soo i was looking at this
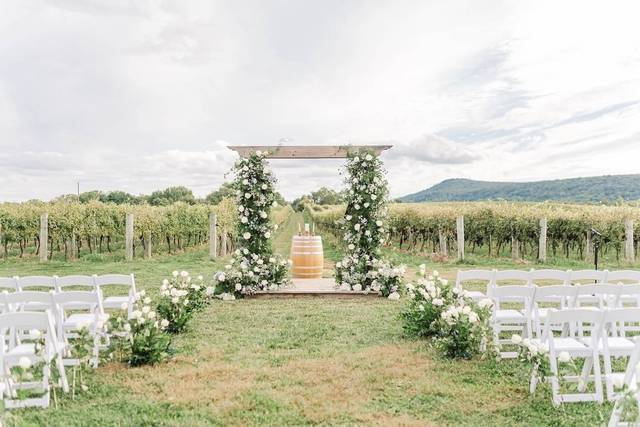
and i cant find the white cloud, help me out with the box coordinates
[0,0,639,201]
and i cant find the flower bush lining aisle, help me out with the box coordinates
[213,151,290,298]
[334,149,404,297]
[401,265,494,359]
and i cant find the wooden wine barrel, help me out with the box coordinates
[290,236,324,279]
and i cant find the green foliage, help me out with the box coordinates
[147,186,196,206]
[291,187,344,212]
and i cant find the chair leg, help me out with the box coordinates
[57,353,69,393]
[579,358,593,392]
[593,354,604,404]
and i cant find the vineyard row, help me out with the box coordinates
[309,202,640,263]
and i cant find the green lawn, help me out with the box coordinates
[0,219,620,426]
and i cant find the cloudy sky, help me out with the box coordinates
[1,0,639,201]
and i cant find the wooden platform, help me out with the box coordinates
[251,278,379,298]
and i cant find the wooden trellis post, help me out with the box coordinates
[70,231,77,260]
[209,213,217,259]
[144,232,152,259]
[438,228,448,256]
[585,230,592,261]
[456,216,464,261]
[538,218,547,262]
[221,230,227,257]
[39,213,48,262]
[625,219,635,262]
[511,235,519,259]
[125,213,134,261]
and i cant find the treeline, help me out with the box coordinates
[53,183,286,207]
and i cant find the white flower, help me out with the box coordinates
[148,311,157,319]
[241,216,248,223]
[260,211,267,219]
[353,284,362,291]
[142,306,150,314]
[371,195,377,201]
[511,334,522,345]
[468,312,479,323]
[348,244,355,250]
[120,302,128,310]
[144,297,151,305]
[243,232,251,240]
[256,150,262,156]
[478,298,493,309]
[206,286,215,296]
[218,273,226,282]
[264,231,271,238]
[376,220,383,227]
[235,283,242,291]
[18,356,32,370]
[261,184,268,190]
[244,193,251,199]
[162,279,169,286]
[124,323,132,332]
[432,298,443,306]
[558,351,572,363]
[365,154,373,161]
[353,156,360,162]
[462,306,472,315]
[180,271,188,278]
[160,319,170,329]
[197,275,203,281]
[172,271,179,277]
[336,262,342,268]
[388,292,400,301]
[354,224,360,231]
[139,290,146,297]
[29,329,42,340]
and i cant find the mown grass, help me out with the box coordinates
[0,217,618,426]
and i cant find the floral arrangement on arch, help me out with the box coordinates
[401,265,494,359]
[334,149,404,297]
[214,151,290,298]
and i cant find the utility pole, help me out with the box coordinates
[77,181,80,199]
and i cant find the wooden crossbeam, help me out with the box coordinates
[227,145,392,159]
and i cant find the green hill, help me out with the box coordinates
[400,174,640,203]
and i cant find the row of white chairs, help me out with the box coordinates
[527,307,640,406]
[609,338,640,426]
[0,274,137,409]
[456,268,640,300]
[0,274,137,316]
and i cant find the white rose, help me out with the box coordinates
[353,284,362,292]
[120,302,128,311]
[511,334,522,345]
[558,351,571,363]
[365,154,373,161]
[160,319,170,328]
[162,279,169,286]
[468,312,479,323]
[241,216,248,223]
[243,232,251,240]
[388,292,400,301]
[354,224,360,231]
[348,244,355,250]
[261,184,268,190]
[142,306,150,314]
[218,273,226,282]
[124,323,132,332]
[264,231,271,238]
[432,298,443,306]
[235,283,242,291]
[148,311,157,319]
[376,220,383,227]
[172,271,179,277]
[18,356,32,370]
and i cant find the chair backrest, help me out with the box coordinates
[529,269,569,285]
[94,274,135,293]
[17,276,57,291]
[606,270,640,284]
[545,308,604,342]
[569,269,607,284]
[52,291,103,313]
[493,270,531,286]
[490,285,535,312]
[574,283,621,309]
[55,275,96,291]
[3,291,55,312]
[455,269,495,292]
[533,284,576,304]
[603,308,640,327]
[0,277,18,292]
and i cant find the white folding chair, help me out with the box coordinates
[574,284,622,310]
[601,309,640,401]
[608,337,640,427]
[455,269,494,300]
[52,291,108,368]
[531,285,577,338]
[0,311,67,408]
[540,308,605,406]
[490,284,535,358]
[94,274,136,317]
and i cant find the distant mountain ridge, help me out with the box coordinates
[400,174,640,203]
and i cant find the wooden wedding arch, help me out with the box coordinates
[227,144,393,296]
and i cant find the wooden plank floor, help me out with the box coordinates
[251,278,379,298]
